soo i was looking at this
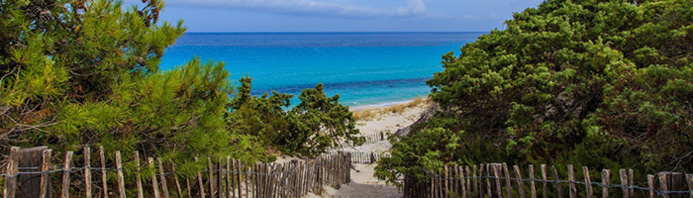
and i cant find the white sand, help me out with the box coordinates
[306,102,428,198]
[342,103,426,153]
[355,105,425,136]
[316,163,402,198]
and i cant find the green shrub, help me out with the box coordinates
[227,77,365,157]
[378,0,693,187]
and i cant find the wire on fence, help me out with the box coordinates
[2,166,306,178]
[427,174,693,196]
[2,148,354,198]
[1,167,122,177]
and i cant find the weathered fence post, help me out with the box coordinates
[84,147,92,198]
[296,161,302,197]
[195,157,206,198]
[115,151,126,198]
[39,149,52,198]
[291,159,299,198]
[225,156,231,198]
[439,168,444,198]
[158,158,170,198]
[671,172,686,198]
[99,146,108,198]
[472,165,478,198]
[503,163,512,198]
[18,146,50,198]
[62,151,74,198]
[186,175,192,198]
[453,166,459,197]
[484,164,491,197]
[208,157,215,198]
[568,165,576,198]
[659,172,671,198]
[465,166,472,198]
[243,161,249,198]
[439,169,444,198]
[236,159,242,198]
[619,169,628,198]
[628,169,634,197]
[658,172,686,198]
[491,163,502,198]
[551,166,563,198]
[273,163,280,198]
[255,163,261,198]
[150,157,162,198]
[503,162,513,198]
[219,157,225,198]
[346,152,352,183]
[514,165,526,198]
[602,169,611,198]
[647,174,656,198]
[134,151,144,198]
[443,165,450,197]
[529,165,537,198]
[583,166,593,198]
[3,147,20,198]
[173,163,183,198]
[429,169,436,198]
[541,164,548,198]
[460,166,466,198]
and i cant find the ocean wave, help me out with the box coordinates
[349,99,418,109]
[250,77,431,95]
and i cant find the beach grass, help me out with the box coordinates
[353,96,428,121]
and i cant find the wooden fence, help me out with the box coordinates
[327,151,390,164]
[339,133,387,150]
[362,132,386,144]
[1,146,352,198]
[403,162,693,198]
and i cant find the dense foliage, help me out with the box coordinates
[0,0,360,174]
[227,77,364,157]
[377,0,693,187]
[0,0,232,163]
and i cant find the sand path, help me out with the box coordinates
[306,103,428,198]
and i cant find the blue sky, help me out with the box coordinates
[125,0,545,32]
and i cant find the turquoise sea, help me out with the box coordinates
[160,32,482,108]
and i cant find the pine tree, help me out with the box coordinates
[0,0,236,167]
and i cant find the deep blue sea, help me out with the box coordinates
[160,32,482,107]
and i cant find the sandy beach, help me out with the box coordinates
[306,100,429,198]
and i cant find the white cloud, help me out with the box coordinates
[164,0,428,18]
[396,0,426,17]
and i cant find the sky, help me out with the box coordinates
[124,0,545,32]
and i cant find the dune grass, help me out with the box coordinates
[352,96,428,121]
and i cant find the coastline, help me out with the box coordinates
[348,96,427,112]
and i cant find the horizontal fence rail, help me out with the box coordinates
[1,146,352,198]
[404,162,693,198]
